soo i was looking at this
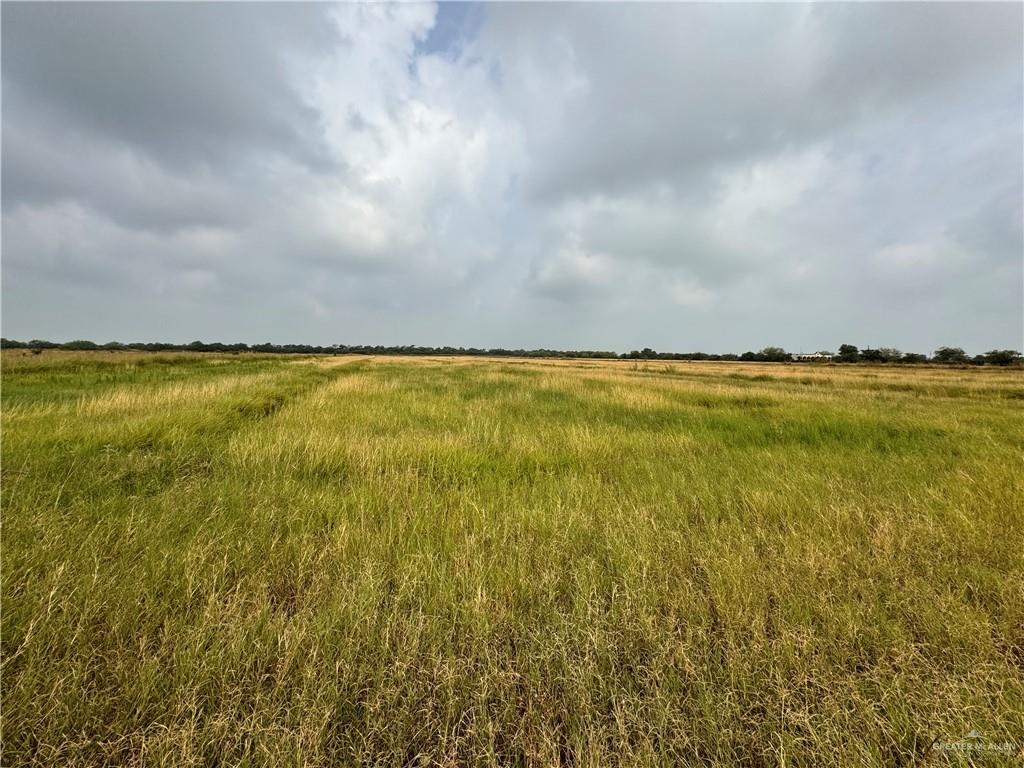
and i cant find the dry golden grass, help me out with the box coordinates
[2,352,1022,766]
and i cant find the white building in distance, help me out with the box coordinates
[791,352,833,362]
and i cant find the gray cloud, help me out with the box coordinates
[2,2,1021,353]
[483,3,1020,203]
[2,2,336,171]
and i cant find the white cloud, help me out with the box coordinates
[532,235,617,301]
[667,278,717,310]
[2,2,1021,352]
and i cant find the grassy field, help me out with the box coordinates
[2,351,1022,766]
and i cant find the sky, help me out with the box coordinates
[2,2,1022,354]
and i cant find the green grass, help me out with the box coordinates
[2,351,1023,766]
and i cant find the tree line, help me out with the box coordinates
[1,338,1020,366]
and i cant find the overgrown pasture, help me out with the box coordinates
[2,352,1022,766]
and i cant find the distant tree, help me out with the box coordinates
[878,347,902,363]
[859,348,885,363]
[63,340,99,350]
[933,346,969,364]
[759,346,790,362]
[900,352,928,364]
[980,349,1022,366]
[1,337,1012,365]
[837,344,859,363]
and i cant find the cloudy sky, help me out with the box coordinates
[2,2,1021,353]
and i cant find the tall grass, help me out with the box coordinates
[2,352,1022,766]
